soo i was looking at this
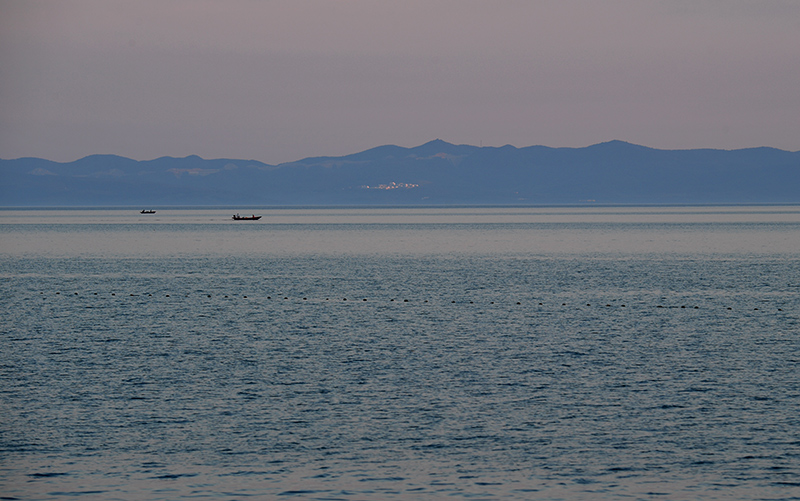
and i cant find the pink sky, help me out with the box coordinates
[1,0,799,163]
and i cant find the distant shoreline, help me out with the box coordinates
[3,140,800,206]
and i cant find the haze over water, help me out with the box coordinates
[2,206,799,500]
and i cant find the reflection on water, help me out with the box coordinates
[2,206,800,258]
[1,207,799,500]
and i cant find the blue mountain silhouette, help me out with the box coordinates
[2,140,798,205]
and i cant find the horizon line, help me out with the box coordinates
[2,139,797,164]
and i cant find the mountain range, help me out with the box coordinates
[1,140,799,206]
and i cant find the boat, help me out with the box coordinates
[232,214,261,220]
[140,210,156,214]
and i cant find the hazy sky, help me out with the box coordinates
[2,0,799,163]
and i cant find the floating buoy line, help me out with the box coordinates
[34,291,789,313]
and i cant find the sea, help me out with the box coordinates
[1,206,799,500]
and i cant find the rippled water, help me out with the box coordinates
[2,207,800,500]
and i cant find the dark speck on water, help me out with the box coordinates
[1,206,800,500]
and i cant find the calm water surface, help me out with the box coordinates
[1,206,799,500]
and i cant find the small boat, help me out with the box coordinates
[140,210,156,214]
[232,214,261,220]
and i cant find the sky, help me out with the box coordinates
[1,0,799,164]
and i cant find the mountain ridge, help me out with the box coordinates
[2,140,799,206]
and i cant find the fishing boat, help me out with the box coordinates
[140,210,156,214]
[232,214,261,220]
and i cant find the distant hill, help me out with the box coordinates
[1,140,799,206]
